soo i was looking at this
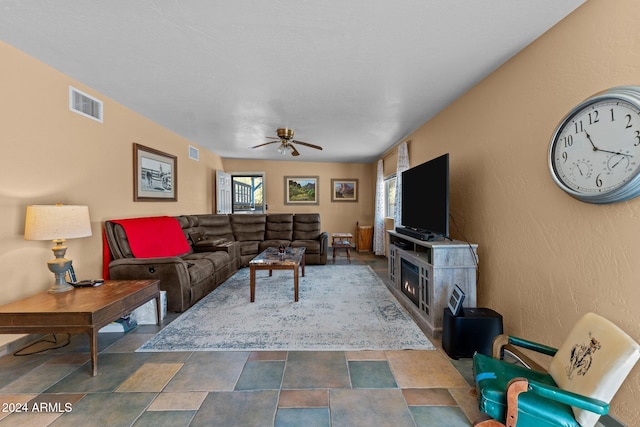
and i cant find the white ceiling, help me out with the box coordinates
[0,1,585,163]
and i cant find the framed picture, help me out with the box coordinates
[133,143,177,201]
[331,179,358,202]
[448,284,466,316]
[285,176,319,205]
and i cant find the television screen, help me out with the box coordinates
[401,153,449,239]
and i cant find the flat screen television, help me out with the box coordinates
[398,153,449,240]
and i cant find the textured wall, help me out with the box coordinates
[0,41,225,315]
[395,0,640,423]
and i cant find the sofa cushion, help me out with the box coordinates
[291,239,320,254]
[230,214,266,241]
[293,213,321,240]
[237,240,261,256]
[192,214,235,241]
[265,213,293,241]
[186,251,230,271]
[181,258,215,284]
[259,240,291,252]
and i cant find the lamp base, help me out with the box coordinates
[47,282,74,293]
[47,240,74,294]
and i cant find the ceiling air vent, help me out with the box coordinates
[69,86,103,122]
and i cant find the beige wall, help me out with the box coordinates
[221,159,375,238]
[382,1,640,423]
[0,42,224,345]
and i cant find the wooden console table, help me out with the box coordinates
[0,279,160,376]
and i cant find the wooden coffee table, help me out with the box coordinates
[249,247,306,302]
[0,279,160,376]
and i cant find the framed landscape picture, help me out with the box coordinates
[285,176,319,205]
[133,143,177,201]
[331,178,358,202]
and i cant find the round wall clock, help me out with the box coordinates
[549,86,640,204]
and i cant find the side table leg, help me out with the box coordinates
[250,266,256,302]
[155,294,161,325]
[89,331,98,376]
[294,266,299,302]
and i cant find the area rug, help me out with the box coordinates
[137,265,434,352]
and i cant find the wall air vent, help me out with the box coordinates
[189,145,200,161]
[69,86,103,122]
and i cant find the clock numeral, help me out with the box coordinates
[635,130,640,147]
[588,110,599,125]
[625,114,633,129]
[574,121,583,134]
[561,135,573,148]
[562,152,568,162]
[595,173,603,188]
[610,108,615,122]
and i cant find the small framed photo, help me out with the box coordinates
[133,143,177,201]
[65,265,77,284]
[285,176,319,205]
[448,284,466,316]
[331,179,358,202]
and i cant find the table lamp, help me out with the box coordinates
[24,204,92,293]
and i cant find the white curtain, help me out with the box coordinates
[373,159,386,255]
[394,142,410,228]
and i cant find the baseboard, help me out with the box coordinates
[0,334,46,357]
[597,415,625,427]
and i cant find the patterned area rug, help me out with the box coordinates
[137,265,434,352]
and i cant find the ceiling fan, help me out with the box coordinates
[251,128,323,157]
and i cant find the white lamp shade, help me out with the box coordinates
[24,205,92,241]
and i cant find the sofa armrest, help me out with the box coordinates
[319,231,329,255]
[108,257,191,312]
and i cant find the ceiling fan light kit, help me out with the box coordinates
[252,128,323,157]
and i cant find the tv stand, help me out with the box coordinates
[387,230,478,338]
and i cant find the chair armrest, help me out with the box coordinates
[509,336,557,357]
[519,378,609,415]
[492,334,557,372]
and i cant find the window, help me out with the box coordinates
[232,174,264,213]
[384,175,396,218]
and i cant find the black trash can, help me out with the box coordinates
[442,307,503,359]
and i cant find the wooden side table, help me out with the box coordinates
[0,279,160,376]
[332,233,353,261]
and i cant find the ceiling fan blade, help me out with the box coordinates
[290,144,300,156]
[251,141,279,148]
[292,140,323,150]
[265,136,280,140]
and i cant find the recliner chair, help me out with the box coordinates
[473,312,640,427]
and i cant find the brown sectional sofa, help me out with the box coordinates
[104,213,327,312]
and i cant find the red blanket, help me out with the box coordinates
[102,216,191,279]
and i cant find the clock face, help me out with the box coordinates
[549,88,640,203]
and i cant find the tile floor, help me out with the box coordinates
[0,251,483,427]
